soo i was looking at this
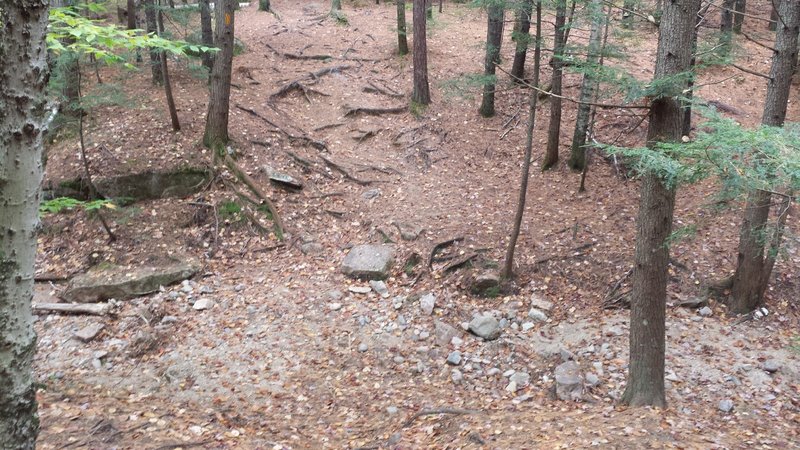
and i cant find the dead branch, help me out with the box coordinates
[604,267,633,303]
[731,63,772,80]
[344,105,407,117]
[319,155,373,185]
[356,163,402,176]
[34,303,110,316]
[265,42,333,60]
[402,407,483,428]
[534,242,596,265]
[314,122,345,132]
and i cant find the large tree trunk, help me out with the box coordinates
[682,1,703,137]
[0,0,49,447]
[397,0,409,55]
[143,0,163,84]
[621,0,698,409]
[510,0,533,82]
[568,0,604,171]
[733,0,745,32]
[719,0,735,56]
[204,0,236,152]
[411,0,431,104]
[479,4,504,118]
[503,0,542,279]
[730,0,800,314]
[127,0,137,29]
[200,0,214,71]
[543,0,567,169]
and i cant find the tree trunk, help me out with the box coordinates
[426,0,433,19]
[568,0,603,171]
[259,0,270,11]
[479,4,504,117]
[411,0,431,105]
[157,0,180,131]
[730,0,800,314]
[510,0,533,82]
[682,1,703,137]
[331,0,341,11]
[543,0,567,169]
[127,0,137,29]
[200,0,215,71]
[621,0,698,409]
[0,0,49,447]
[143,0,163,84]
[397,0,409,56]
[503,0,542,280]
[204,0,236,152]
[733,0,745,33]
[439,0,443,13]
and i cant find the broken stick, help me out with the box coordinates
[33,303,110,316]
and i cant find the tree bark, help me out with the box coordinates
[204,0,236,152]
[479,4,504,117]
[568,0,603,171]
[331,0,342,12]
[510,0,533,82]
[769,1,779,31]
[200,0,215,71]
[127,0,137,29]
[682,1,703,137]
[543,0,567,169]
[730,0,800,314]
[143,0,163,84]
[259,0,270,12]
[621,0,698,409]
[397,0,409,56]
[0,0,49,446]
[503,0,542,280]
[411,0,431,105]
[157,0,180,131]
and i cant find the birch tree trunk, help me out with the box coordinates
[0,0,50,446]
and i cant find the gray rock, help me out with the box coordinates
[505,381,519,392]
[718,399,734,413]
[503,369,516,378]
[358,343,369,352]
[521,322,535,332]
[699,306,713,317]
[555,361,584,401]
[328,290,344,300]
[677,297,707,308]
[434,320,458,346]
[264,166,304,190]
[392,296,405,310]
[329,302,343,311]
[74,323,105,342]
[369,280,389,297]
[341,245,395,280]
[234,283,246,292]
[349,285,372,294]
[560,348,575,362]
[530,294,554,312]
[486,368,501,377]
[604,326,624,337]
[301,242,324,255]
[468,314,501,340]
[160,315,178,324]
[362,188,381,199]
[451,336,464,346]
[392,221,423,241]
[386,406,399,415]
[528,308,548,322]
[585,373,600,387]
[471,271,500,295]
[198,285,214,294]
[192,298,215,310]
[451,369,463,384]
[63,255,200,303]
[446,351,462,366]
[393,356,406,364]
[419,293,436,315]
[763,360,780,373]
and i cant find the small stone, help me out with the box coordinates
[718,399,734,413]
[341,244,395,280]
[362,188,381,199]
[393,356,406,364]
[192,298,215,311]
[358,343,369,352]
[419,331,430,340]
[168,291,180,300]
[349,285,372,294]
[521,322,535,332]
[199,285,214,294]
[160,315,178,325]
[234,283,245,292]
[301,242,324,255]
[392,296,405,310]
[509,371,530,388]
[505,381,518,392]
[419,293,436,315]
[74,323,105,343]
[560,348,575,362]
[451,336,464,347]
[512,394,533,404]
[665,372,680,382]
[386,406,399,415]
[91,358,103,369]
[181,283,193,294]
[527,308,548,322]
[468,314,501,340]
[699,306,713,317]
[486,368,501,377]
[503,369,516,378]
[451,369,463,384]
[446,351,462,365]
[530,294,554,312]
[499,318,509,328]
[93,350,108,359]
[604,326,624,337]
[329,302,343,311]
[471,271,500,295]
[763,360,780,373]
[592,362,604,376]
[369,280,389,297]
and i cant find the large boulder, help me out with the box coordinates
[63,256,200,303]
[341,245,395,280]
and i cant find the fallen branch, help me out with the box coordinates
[344,105,407,117]
[402,407,483,428]
[314,122,345,132]
[33,302,110,316]
[534,242,595,265]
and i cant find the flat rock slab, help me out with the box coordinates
[342,245,394,280]
[63,256,200,303]
[75,323,105,342]
[96,168,212,200]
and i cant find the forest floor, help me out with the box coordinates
[34,0,800,448]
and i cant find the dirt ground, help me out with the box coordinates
[34,1,800,448]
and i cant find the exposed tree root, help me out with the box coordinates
[319,154,373,185]
[269,65,351,100]
[363,80,404,98]
[429,236,464,269]
[402,407,484,428]
[220,154,285,237]
[265,42,332,60]
[235,104,328,151]
[344,105,407,117]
